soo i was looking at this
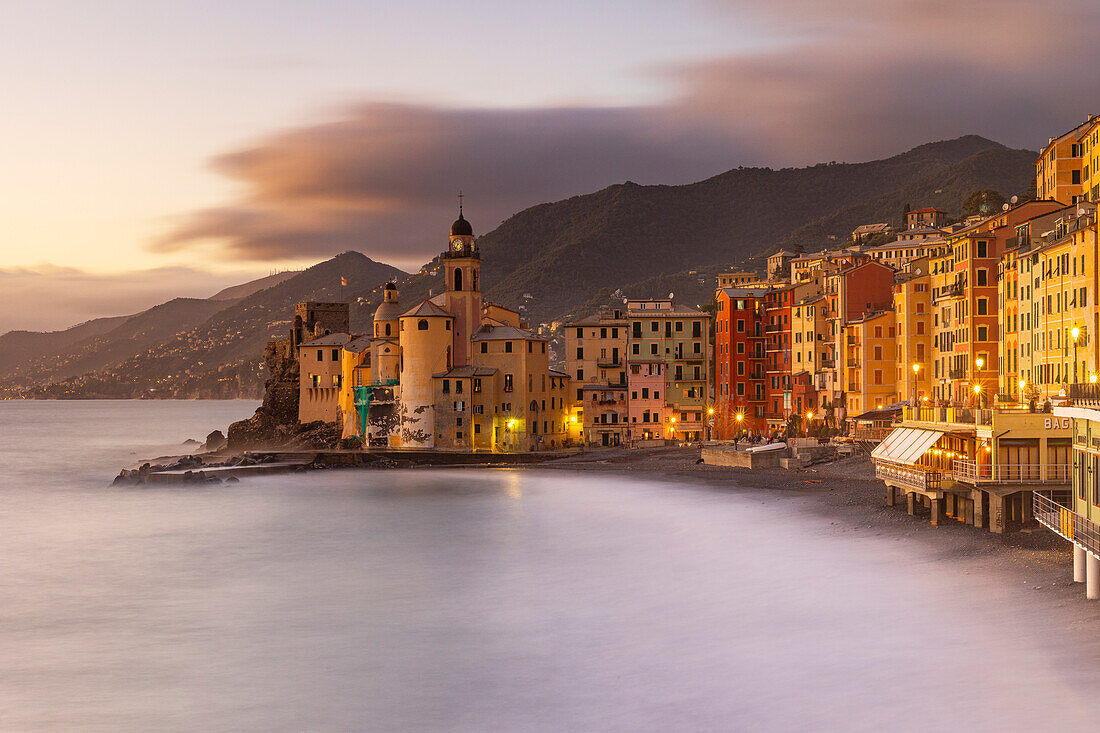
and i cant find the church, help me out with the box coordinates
[298,210,579,451]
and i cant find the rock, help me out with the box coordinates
[225,476,240,484]
[203,430,227,452]
[181,438,200,447]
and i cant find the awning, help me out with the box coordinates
[871,427,944,466]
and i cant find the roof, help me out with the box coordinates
[852,405,903,421]
[401,299,453,319]
[852,223,892,234]
[719,287,770,298]
[470,324,545,342]
[450,212,473,236]
[373,300,403,322]
[769,249,797,258]
[299,333,351,347]
[549,369,569,379]
[910,207,946,215]
[344,335,373,353]
[433,365,497,378]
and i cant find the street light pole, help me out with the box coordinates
[911,363,920,406]
[1072,326,1081,384]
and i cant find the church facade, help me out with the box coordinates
[296,211,580,451]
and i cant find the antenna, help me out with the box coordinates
[457,190,464,216]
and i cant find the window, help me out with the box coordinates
[632,343,640,355]
[576,347,584,359]
[442,380,450,394]
[675,321,683,332]
[473,378,481,393]
[651,343,658,355]
[480,342,487,354]
[576,369,583,381]
[976,269,987,286]
[978,326,988,341]
[456,381,463,394]
[977,299,988,315]
[505,341,513,353]
[976,240,987,258]
[737,319,745,332]
[693,321,702,338]
[316,349,323,361]
[418,319,429,330]
[504,374,514,392]
[474,423,481,434]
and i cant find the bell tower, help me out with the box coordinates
[443,197,481,367]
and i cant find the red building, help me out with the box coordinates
[764,285,794,431]
[714,287,769,437]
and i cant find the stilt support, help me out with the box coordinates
[1074,544,1087,583]
[1088,553,1100,601]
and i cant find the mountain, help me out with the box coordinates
[209,271,299,301]
[473,135,1036,321]
[3,135,1038,398]
[3,252,404,398]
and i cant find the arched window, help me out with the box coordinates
[418,319,429,330]
[454,268,463,291]
[385,323,391,336]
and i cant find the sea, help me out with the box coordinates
[0,400,1096,731]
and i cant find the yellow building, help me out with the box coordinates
[842,311,897,415]
[892,257,932,403]
[626,298,712,442]
[1017,203,1098,399]
[1036,117,1096,205]
[564,307,629,445]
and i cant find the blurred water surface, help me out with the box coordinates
[0,400,1095,731]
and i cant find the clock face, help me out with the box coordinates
[452,239,463,250]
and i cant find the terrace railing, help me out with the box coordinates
[953,459,1070,485]
[874,461,943,492]
[1035,490,1100,556]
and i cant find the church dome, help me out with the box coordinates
[373,300,402,323]
[450,213,473,237]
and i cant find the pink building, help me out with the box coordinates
[628,361,670,442]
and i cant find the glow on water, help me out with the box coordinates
[0,401,1096,731]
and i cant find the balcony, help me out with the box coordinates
[903,405,975,424]
[820,358,836,369]
[847,358,860,367]
[597,358,622,368]
[1068,382,1100,407]
[1035,491,1100,557]
[875,462,943,492]
[853,427,894,442]
[765,324,781,332]
[948,368,966,380]
[953,459,1070,485]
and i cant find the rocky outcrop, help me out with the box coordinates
[227,339,302,450]
[226,338,341,450]
[203,430,227,452]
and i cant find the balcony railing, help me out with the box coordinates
[953,459,1070,485]
[853,427,894,442]
[1068,383,1100,407]
[597,358,622,367]
[1035,490,1100,556]
[875,462,943,492]
[948,368,966,379]
[847,358,860,367]
[903,405,976,424]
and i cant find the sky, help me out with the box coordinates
[2,0,1100,332]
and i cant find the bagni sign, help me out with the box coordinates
[1044,417,1071,429]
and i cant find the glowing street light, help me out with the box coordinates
[1073,326,1082,383]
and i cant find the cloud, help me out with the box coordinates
[156,0,1100,267]
[0,266,253,333]
[153,103,744,268]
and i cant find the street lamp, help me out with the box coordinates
[735,411,744,441]
[911,363,920,406]
[973,383,982,409]
[974,358,984,407]
[805,411,813,437]
[1072,326,1081,384]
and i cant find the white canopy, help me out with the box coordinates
[871,427,944,466]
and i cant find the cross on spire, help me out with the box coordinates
[458,190,464,216]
